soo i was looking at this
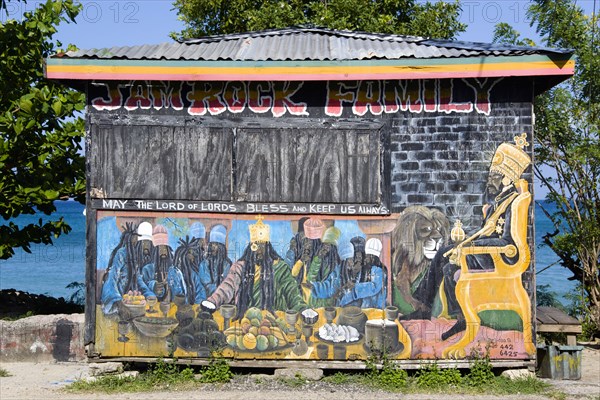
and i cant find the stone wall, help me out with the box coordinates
[0,314,85,362]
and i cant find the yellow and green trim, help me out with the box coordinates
[46,54,574,81]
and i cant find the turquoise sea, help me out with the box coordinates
[0,200,577,302]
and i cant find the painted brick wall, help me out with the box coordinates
[389,103,533,231]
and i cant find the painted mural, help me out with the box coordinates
[90,78,500,116]
[95,134,534,361]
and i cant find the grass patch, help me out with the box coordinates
[277,373,310,388]
[0,367,11,377]
[321,353,562,397]
[65,353,564,398]
[66,356,232,393]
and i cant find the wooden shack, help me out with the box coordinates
[46,27,574,368]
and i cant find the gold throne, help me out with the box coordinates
[442,179,535,358]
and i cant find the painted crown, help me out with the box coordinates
[249,215,270,243]
[490,133,532,183]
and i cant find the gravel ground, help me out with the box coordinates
[1,346,598,400]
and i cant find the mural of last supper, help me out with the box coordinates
[95,133,534,361]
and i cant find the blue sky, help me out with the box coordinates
[0,0,587,48]
[5,0,595,200]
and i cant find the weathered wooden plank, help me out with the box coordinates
[536,323,582,334]
[89,356,534,369]
[90,124,232,200]
[235,127,380,203]
[537,306,581,325]
[536,307,558,325]
[84,206,97,347]
[88,113,385,130]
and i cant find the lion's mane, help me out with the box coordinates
[392,206,450,283]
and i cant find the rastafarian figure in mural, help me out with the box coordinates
[196,224,232,301]
[100,222,138,314]
[303,240,355,307]
[201,216,309,320]
[137,225,187,303]
[133,222,154,292]
[301,226,341,307]
[404,134,534,357]
[338,238,388,309]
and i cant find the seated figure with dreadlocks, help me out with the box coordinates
[138,225,186,303]
[196,224,232,302]
[201,216,310,320]
[172,235,204,305]
[303,239,354,307]
[339,238,388,309]
[100,222,138,314]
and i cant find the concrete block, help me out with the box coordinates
[88,362,124,376]
[117,371,139,379]
[501,369,536,380]
[274,368,324,381]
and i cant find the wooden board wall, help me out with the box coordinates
[89,117,384,205]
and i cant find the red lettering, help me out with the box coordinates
[383,80,423,113]
[151,82,183,110]
[124,81,152,110]
[438,79,473,113]
[222,81,247,113]
[91,83,123,111]
[247,82,273,113]
[187,82,226,115]
[352,81,383,116]
[325,81,356,117]
[272,81,308,117]
[423,80,437,112]
[463,78,502,115]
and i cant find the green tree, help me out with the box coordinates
[0,0,85,259]
[171,0,466,40]
[494,0,600,333]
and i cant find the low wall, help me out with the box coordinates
[0,314,85,362]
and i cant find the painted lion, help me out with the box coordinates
[392,206,450,312]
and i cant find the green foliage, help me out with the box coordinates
[494,0,600,337]
[196,356,233,383]
[415,363,462,389]
[492,22,536,47]
[68,357,197,393]
[529,0,600,336]
[171,0,466,40]
[364,353,408,391]
[322,371,356,385]
[65,281,85,306]
[0,310,36,321]
[0,0,86,260]
[0,367,11,377]
[146,357,194,385]
[537,284,567,309]
[465,350,495,387]
[277,372,308,387]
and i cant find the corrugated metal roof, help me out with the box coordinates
[56,26,572,61]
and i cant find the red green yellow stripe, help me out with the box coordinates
[45,56,575,81]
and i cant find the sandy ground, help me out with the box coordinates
[1,346,598,400]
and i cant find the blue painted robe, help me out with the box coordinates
[100,247,129,315]
[194,258,232,304]
[311,262,342,306]
[137,262,186,302]
[339,265,387,309]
